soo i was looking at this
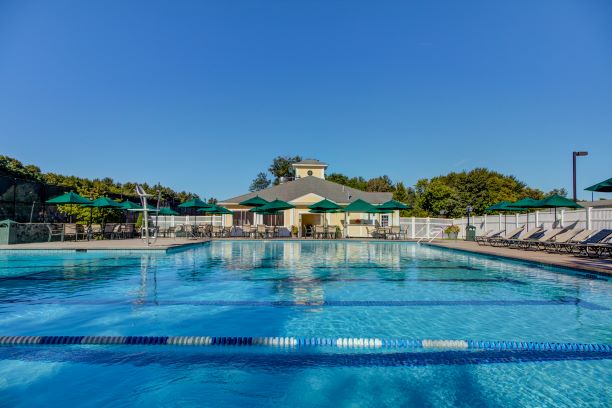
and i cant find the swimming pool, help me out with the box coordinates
[0,241,610,406]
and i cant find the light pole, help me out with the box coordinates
[572,151,588,202]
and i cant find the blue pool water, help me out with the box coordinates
[0,241,610,407]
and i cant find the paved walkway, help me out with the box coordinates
[0,238,210,252]
[426,240,612,277]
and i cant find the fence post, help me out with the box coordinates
[498,213,502,232]
[535,211,539,228]
[586,207,592,230]
[560,210,565,228]
[411,217,416,239]
[515,213,519,229]
[484,214,487,232]
[426,217,430,239]
[171,215,175,227]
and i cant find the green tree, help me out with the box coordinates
[268,155,302,184]
[366,175,394,192]
[249,172,271,191]
[547,188,568,197]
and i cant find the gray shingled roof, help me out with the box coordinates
[219,176,392,205]
[292,159,328,166]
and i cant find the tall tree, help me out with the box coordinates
[366,175,394,192]
[249,172,271,192]
[268,155,302,184]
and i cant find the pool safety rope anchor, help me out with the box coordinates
[0,336,609,353]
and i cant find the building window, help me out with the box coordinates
[381,215,389,227]
[232,210,254,226]
[307,170,313,176]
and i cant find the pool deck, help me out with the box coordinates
[0,238,210,253]
[426,241,612,277]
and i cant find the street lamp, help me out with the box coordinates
[572,151,588,202]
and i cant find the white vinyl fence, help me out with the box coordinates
[152,215,224,229]
[403,207,612,240]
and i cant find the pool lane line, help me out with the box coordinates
[0,336,609,354]
[0,297,606,310]
[0,276,525,285]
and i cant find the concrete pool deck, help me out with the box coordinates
[426,241,612,277]
[0,238,210,253]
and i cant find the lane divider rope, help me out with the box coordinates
[0,336,609,352]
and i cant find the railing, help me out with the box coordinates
[417,225,446,243]
[399,218,454,240]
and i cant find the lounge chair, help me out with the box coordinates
[510,228,563,250]
[583,236,612,258]
[530,228,580,251]
[501,228,545,248]
[545,229,595,253]
[487,227,525,246]
[573,231,612,257]
[554,229,612,254]
[475,230,502,245]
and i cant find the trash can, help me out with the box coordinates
[0,219,18,245]
[465,225,476,241]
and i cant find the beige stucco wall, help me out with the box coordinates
[294,166,325,179]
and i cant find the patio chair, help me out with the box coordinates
[256,225,267,239]
[387,226,401,240]
[211,225,223,238]
[63,223,86,241]
[242,225,253,238]
[90,224,102,239]
[182,224,197,239]
[223,226,233,237]
[314,225,325,239]
[122,224,135,239]
[102,223,116,239]
[47,223,64,242]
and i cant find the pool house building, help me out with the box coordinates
[218,160,396,237]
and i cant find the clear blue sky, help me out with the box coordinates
[1,0,611,201]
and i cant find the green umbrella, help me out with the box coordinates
[81,197,123,229]
[158,207,179,216]
[486,200,523,232]
[308,198,342,212]
[308,199,342,227]
[239,195,269,226]
[251,199,294,226]
[239,196,269,207]
[534,194,583,224]
[585,178,612,193]
[84,197,123,209]
[204,204,232,215]
[118,200,142,224]
[178,198,211,225]
[507,198,541,231]
[377,199,410,227]
[46,191,93,205]
[342,199,380,213]
[199,204,232,222]
[252,199,295,213]
[341,199,388,235]
[46,191,93,223]
[157,207,179,229]
[119,200,142,210]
